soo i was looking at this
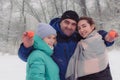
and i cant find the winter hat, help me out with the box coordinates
[60,10,79,22]
[36,23,57,39]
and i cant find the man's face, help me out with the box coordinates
[60,19,77,37]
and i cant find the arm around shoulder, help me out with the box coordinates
[18,43,34,62]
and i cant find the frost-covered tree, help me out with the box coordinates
[0,0,120,54]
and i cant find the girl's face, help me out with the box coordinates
[43,34,56,49]
[78,20,95,38]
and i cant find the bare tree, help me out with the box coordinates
[65,0,68,10]
[39,0,47,22]
[95,0,103,29]
[52,0,59,15]
[1,0,120,54]
[7,0,13,42]
[24,0,41,22]
[79,0,87,16]
[21,0,26,30]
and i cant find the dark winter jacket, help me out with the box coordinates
[77,65,112,80]
[18,18,114,80]
[50,18,79,80]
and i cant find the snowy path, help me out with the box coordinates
[0,49,120,80]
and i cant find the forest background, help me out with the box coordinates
[0,0,120,55]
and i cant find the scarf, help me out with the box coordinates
[66,31,109,80]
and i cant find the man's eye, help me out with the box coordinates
[64,20,69,24]
[72,23,77,26]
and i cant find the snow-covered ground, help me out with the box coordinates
[109,49,120,80]
[0,54,26,80]
[0,49,120,80]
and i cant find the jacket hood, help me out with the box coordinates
[49,18,77,39]
[33,35,53,56]
[49,18,62,33]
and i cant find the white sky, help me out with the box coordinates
[0,49,120,80]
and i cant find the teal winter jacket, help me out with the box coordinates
[26,35,60,80]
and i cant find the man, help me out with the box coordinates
[18,10,114,80]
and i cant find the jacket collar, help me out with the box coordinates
[33,35,53,56]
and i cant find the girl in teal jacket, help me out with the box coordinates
[26,23,60,80]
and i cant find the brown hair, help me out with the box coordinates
[78,16,96,30]
[79,16,95,26]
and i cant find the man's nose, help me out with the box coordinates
[67,24,72,29]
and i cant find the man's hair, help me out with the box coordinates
[60,10,79,23]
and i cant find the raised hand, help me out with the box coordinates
[22,31,34,48]
[105,30,119,42]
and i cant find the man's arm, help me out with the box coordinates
[98,30,114,47]
[18,31,34,62]
[18,43,34,62]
